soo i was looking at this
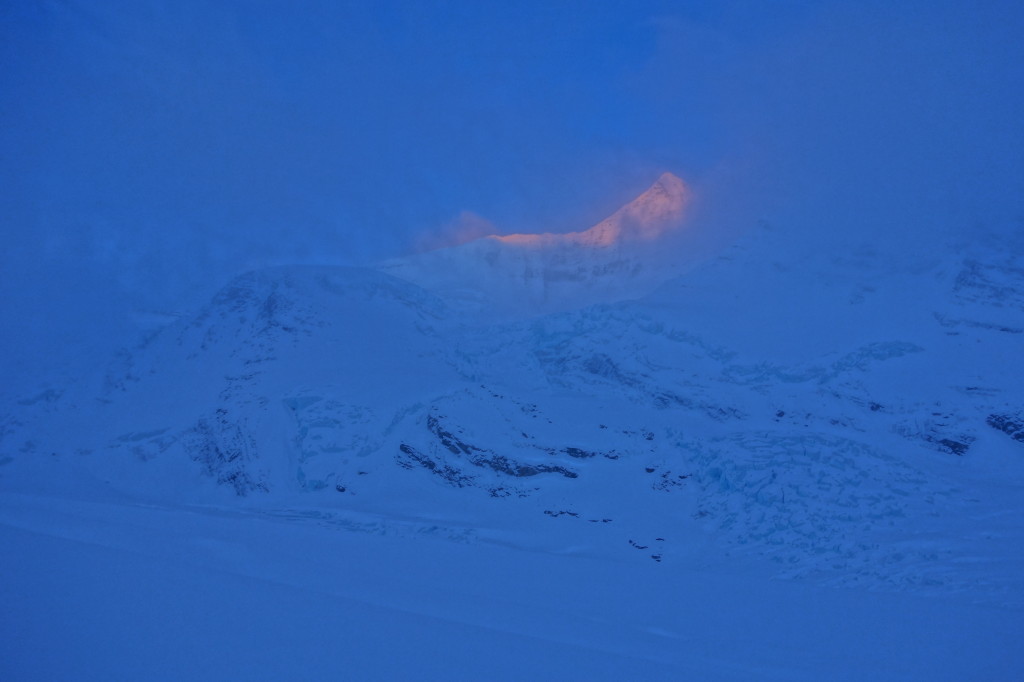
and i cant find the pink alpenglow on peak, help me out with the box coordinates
[496,172,691,249]
[375,171,703,316]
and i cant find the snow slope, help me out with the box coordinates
[2,180,1023,679]
[2,491,1020,681]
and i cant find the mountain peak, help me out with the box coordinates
[654,170,687,191]
[585,171,690,245]
[375,171,698,316]
[497,172,691,249]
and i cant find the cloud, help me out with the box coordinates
[2,0,1022,393]
[633,1,1024,258]
[413,211,499,253]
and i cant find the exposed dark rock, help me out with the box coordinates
[952,258,1024,310]
[428,415,478,456]
[397,443,474,487]
[897,417,976,456]
[543,445,619,460]
[427,414,578,479]
[653,470,689,491]
[987,413,1024,443]
[937,438,971,456]
[467,451,568,478]
[183,411,267,495]
[922,434,974,456]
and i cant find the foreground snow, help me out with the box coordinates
[2,491,1020,681]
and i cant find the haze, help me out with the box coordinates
[1,0,1022,394]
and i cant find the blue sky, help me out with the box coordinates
[1,0,1022,391]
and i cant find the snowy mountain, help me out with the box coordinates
[497,171,691,246]
[377,172,704,315]
[2,177,1023,679]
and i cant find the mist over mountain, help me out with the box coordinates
[3,0,1021,402]
[2,2,1023,679]
[4,165,1024,677]
[379,172,716,315]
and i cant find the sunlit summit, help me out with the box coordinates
[497,172,690,248]
[379,172,698,314]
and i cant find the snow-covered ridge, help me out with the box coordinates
[376,172,698,316]
[496,172,691,248]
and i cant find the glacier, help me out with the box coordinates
[2,175,1023,680]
